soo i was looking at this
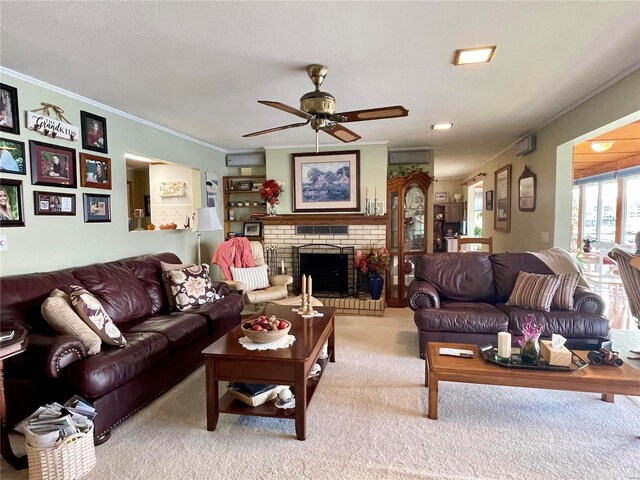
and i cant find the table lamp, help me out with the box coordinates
[194,207,223,264]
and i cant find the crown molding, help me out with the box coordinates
[0,66,228,153]
[262,140,388,150]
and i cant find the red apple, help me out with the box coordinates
[251,325,263,331]
[278,321,288,330]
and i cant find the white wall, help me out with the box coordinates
[0,71,228,276]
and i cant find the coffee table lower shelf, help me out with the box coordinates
[218,357,329,418]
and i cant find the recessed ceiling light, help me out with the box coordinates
[453,46,496,66]
[432,123,453,130]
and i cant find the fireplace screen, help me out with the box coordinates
[293,244,355,298]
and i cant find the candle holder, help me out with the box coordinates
[297,293,317,317]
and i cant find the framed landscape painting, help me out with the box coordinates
[29,140,77,188]
[291,150,360,213]
[494,164,511,232]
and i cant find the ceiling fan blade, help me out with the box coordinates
[258,101,313,120]
[323,123,362,143]
[331,105,409,123]
[243,120,310,138]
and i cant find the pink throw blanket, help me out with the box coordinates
[212,237,255,280]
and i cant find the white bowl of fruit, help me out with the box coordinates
[241,315,291,343]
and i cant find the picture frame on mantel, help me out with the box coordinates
[291,150,360,213]
[494,164,511,232]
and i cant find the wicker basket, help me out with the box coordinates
[26,422,96,480]
[227,384,285,406]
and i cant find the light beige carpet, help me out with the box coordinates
[2,308,639,480]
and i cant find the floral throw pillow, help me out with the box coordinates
[167,264,222,311]
[69,286,127,347]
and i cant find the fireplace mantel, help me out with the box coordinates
[260,214,387,226]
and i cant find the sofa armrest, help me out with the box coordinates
[26,334,88,379]
[223,280,246,294]
[211,281,231,297]
[573,286,606,315]
[269,274,293,287]
[407,280,441,310]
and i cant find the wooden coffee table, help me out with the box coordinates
[203,304,336,440]
[425,342,640,420]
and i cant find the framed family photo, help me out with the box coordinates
[494,164,511,232]
[83,193,111,223]
[29,140,77,188]
[80,152,111,189]
[80,111,108,153]
[34,191,76,216]
[291,150,360,213]
[0,179,25,227]
[0,83,20,135]
[243,221,262,238]
[0,138,26,175]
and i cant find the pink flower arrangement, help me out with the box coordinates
[514,313,543,346]
[260,179,285,205]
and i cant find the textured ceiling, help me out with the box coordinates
[1,1,639,178]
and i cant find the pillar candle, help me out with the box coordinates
[302,274,306,294]
[497,332,511,358]
[308,276,312,297]
[281,260,285,273]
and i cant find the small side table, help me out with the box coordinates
[1,334,28,469]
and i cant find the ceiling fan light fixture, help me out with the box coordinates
[453,46,496,65]
[590,141,615,153]
[432,123,453,130]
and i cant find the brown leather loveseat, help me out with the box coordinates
[1,252,244,442]
[407,252,609,358]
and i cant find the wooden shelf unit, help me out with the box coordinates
[223,175,266,240]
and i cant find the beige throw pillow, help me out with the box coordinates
[161,261,195,310]
[230,265,270,291]
[42,289,102,355]
[70,286,126,347]
[506,271,561,312]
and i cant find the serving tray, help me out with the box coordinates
[478,344,588,372]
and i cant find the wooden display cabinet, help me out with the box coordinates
[223,175,266,240]
[386,171,431,307]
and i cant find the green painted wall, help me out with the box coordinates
[264,143,389,214]
[462,68,640,254]
[0,71,228,276]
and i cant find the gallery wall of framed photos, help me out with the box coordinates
[0,72,227,277]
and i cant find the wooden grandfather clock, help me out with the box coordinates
[386,171,431,307]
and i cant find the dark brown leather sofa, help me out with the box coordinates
[407,252,609,358]
[1,252,244,442]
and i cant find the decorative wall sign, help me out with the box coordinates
[159,181,187,197]
[27,103,79,141]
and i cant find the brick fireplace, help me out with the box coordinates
[261,214,387,315]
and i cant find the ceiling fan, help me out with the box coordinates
[243,64,409,151]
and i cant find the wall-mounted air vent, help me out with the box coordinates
[296,225,349,235]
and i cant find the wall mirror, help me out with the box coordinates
[518,166,536,212]
[126,154,201,231]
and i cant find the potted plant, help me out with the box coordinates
[582,238,597,253]
[353,246,390,300]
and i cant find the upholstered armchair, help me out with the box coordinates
[217,240,293,307]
